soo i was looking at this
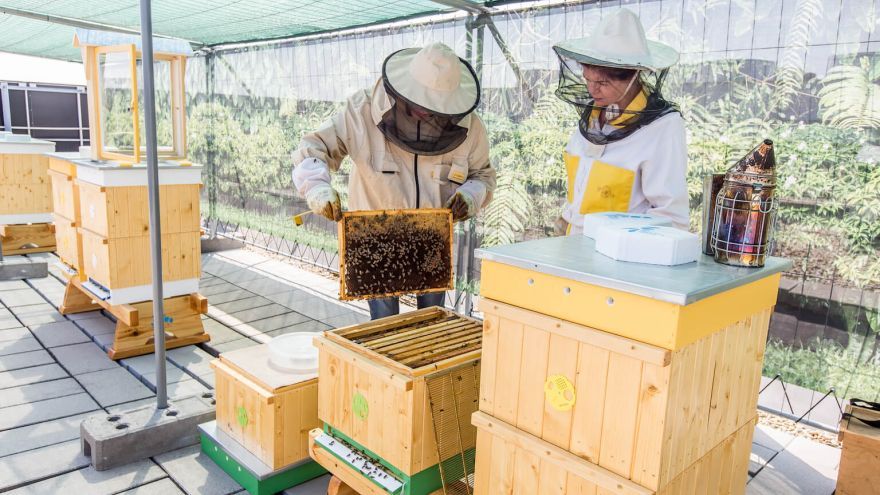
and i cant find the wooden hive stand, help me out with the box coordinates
[310,307,483,495]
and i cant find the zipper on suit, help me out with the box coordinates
[414,120,421,208]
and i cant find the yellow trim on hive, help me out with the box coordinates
[479,261,781,351]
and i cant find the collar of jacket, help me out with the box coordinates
[588,90,648,129]
[369,79,473,130]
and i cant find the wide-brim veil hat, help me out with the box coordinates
[383,43,480,116]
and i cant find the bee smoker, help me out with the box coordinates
[710,139,778,267]
[701,173,725,255]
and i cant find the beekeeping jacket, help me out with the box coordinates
[562,91,689,233]
[291,80,495,213]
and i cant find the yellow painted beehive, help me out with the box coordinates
[212,343,321,470]
[314,307,482,478]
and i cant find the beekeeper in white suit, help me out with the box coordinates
[292,43,495,320]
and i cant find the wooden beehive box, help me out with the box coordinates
[314,307,481,478]
[0,138,55,222]
[478,297,771,492]
[212,344,321,471]
[338,209,453,301]
[837,403,880,495]
[49,157,84,277]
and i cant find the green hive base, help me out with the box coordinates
[199,421,327,495]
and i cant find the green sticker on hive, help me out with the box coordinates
[236,406,249,428]
[352,392,369,420]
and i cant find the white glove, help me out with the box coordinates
[306,185,342,222]
[444,190,476,222]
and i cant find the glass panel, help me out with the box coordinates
[137,58,175,154]
[98,50,135,155]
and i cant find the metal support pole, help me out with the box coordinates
[205,50,218,235]
[1,83,12,133]
[139,0,168,410]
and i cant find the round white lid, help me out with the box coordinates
[267,332,319,374]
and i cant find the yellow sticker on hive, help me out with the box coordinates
[580,160,635,214]
[563,152,580,203]
[544,374,576,412]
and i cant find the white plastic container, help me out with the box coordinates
[267,332,319,374]
[595,225,700,266]
[582,212,673,239]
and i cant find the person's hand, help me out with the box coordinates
[553,216,569,236]
[445,191,475,222]
[306,185,343,222]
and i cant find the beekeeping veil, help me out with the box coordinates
[378,43,480,156]
[553,9,680,145]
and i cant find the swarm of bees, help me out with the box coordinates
[339,210,453,300]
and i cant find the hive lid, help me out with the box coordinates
[268,333,319,374]
[219,342,317,392]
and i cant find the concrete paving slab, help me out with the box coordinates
[0,439,90,492]
[0,377,83,408]
[322,312,370,329]
[0,363,68,390]
[282,298,352,321]
[141,367,195,388]
[228,304,291,324]
[74,316,117,337]
[235,278,296,297]
[243,311,311,333]
[29,321,90,348]
[202,319,248,345]
[209,338,259,354]
[117,478,184,494]
[166,346,215,376]
[0,410,94,457]
[65,310,105,321]
[167,379,210,399]
[106,398,163,414]
[215,268,266,284]
[263,290,315,307]
[0,349,55,372]
[0,315,22,330]
[121,355,181,377]
[0,392,99,431]
[154,445,243,495]
[200,283,242,297]
[206,289,259,305]
[217,250,269,267]
[93,332,116,350]
[213,295,275,315]
[200,277,226,288]
[0,289,46,307]
[748,435,839,494]
[749,442,777,475]
[0,327,31,343]
[265,320,332,338]
[76,368,156,407]
[282,474,331,495]
[0,280,29,291]
[10,302,64,321]
[0,336,42,356]
[51,342,118,375]
[5,458,165,495]
[197,372,216,388]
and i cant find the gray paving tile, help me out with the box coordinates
[0,439,90,491]
[0,350,55,373]
[0,289,45,307]
[0,281,28,291]
[106,397,163,414]
[236,278,296,297]
[154,445,243,495]
[213,295,274,314]
[200,283,241,297]
[0,410,93,457]
[166,346,215,376]
[282,474,331,495]
[200,277,225,288]
[0,327,31,343]
[243,311,311,333]
[5,458,165,495]
[0,315,22,330]
[120,355,176,376]
[265,319,332,338]
[202,319,247,345]
[29,321,90,348]
[117,478,184,495]
[0,392,99,431]
[209,338,259,354]
[93,332,116,350]
[197,371,216,388]
[281,297,352,321]
[74,315,117,336]
[75,368,155,407]
[229,304,291,324]
[264,290,319,307]
[167,379,210,399]
[322,312,370,329]
[140,366,194,388]
[0,364,68,390]
[64,310,105,321]
[748,436,839,495]
[0,336,42,357]
[50,342,117,375]
[217,268,266,284]
[207,289,259,305]
[0,377,83,408]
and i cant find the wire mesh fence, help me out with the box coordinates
[189,0,880,411]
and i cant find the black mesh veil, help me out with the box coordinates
[553,46,679,145]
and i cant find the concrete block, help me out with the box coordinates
[0,258,47,281]
[0,377,83,408]
[166,346,215,376]
[167,379,210,400]
[0,349,55,372]
[51,342,118,375]
[213,295,274,315]
[80,395,216,471]
[76,368,156,407]
[0,327,31,343]
[0,335,42,356]
[0,439,90,492]
[0,363,67,390]
[5,458,165,495]
[0,392,99,430]
[29,321,90,348]
[265,320,332,338]
[116,478,185,494]
[74,316,117,337]
[244,311,310,333]
[0,410,94,457]
[154,445,243,495]
[0,289,45,307]
[106,397,164,414]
